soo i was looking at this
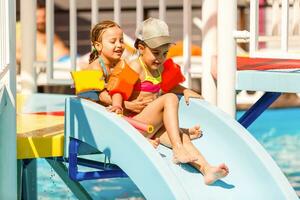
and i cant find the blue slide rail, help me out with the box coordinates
[68,138,128,181]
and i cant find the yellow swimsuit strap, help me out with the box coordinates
[138,57,162,85]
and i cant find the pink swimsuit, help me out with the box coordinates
[134,81,161,93]
[133,57,162,93]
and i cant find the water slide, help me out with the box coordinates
[65,97,298,200]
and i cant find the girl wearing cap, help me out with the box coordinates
[124,18,229,185]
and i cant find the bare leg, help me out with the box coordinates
[181,133,229,184]
[132,93,196,163]
[157,128,229,185]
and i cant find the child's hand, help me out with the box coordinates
[183,89,203,105]
[124,97,153,113]
[107,105,123,115]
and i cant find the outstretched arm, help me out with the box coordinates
[169,85,203,105]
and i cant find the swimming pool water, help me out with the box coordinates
[237,108,300,197]
[37,108,300,199]
[38,161,145,199]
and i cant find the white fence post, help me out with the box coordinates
[46,0,54,80]
[281,0,289,52]
[292,0,300,34]
[201,0,217,105]
[20,0,37,93]
[70,0,77,72]
[183,0,192,88]
[159,0,166,21]
[271,0,280,35]
[114,0,121,25]
[136,0,144,25]
[250,0,259,56]
[9,0,16,98]
[91,0,99,27]
[217,0,237,117]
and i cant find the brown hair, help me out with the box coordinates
[89,20,121,64]
[134,39,144,49]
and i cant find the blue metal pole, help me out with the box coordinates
[68,138,128,182]
[49,157,121,171]
[238,92,281,128]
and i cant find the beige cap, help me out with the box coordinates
[135,18,172,49]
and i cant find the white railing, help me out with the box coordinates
[292,0,300,34]
[46,0,54,83]
[136,0,144,26]
[20,0,37,93]
[272,0,300,35]
[249,0,300,59]
[0,0,9,77]
[159,0,166,21]
[21,0,195,93]
[217,0,237,117]
[0,0,16,97]
[114,0,121,25]
[91,0,99,26]
[220,0,300,116]
[201,0,217,105]
[46,0,76,85]
[183,0,192,88]
[0,0,17,199]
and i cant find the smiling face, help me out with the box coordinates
[139,43,170,70]
[94,26,125,63]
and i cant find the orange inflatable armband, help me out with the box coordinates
[106,60,139,100]
[161,58,185,92]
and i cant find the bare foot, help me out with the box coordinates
[173,146,198,164]
[203,163,229,185]
[189,125,202,139]
[147,138,160,148]
[181,125,203,140]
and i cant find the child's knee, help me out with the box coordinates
[164,93,179,105]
